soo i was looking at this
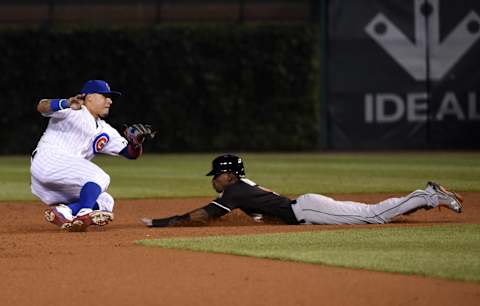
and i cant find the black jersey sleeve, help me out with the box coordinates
[203,203,230,219]
[210,198,235,212]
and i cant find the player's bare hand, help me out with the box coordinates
[68,94,86,110]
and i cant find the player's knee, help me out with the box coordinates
[96,192,114,212]
[103,173,111,189]
[94,172,110,191]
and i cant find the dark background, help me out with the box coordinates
[0,0,478,154]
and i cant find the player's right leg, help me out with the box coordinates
[70,193,115,232]
[31,174,75,230]
[70,209,114,232]
[360,182,463,223]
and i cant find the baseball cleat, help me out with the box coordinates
[70,210,114,232]
[90,210,114,226]
[44,204,73,230]
[426,181,463,213]
[70,208,93,232]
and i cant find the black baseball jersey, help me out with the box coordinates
[209,178,299,225]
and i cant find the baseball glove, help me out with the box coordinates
[123,123,156,147]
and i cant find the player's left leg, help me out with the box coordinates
[367,181,462,222]
[292,182,462,225]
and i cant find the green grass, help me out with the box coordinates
[138,224,480,282]
[1,152,479,201]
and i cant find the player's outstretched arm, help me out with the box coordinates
[36,95,85,114]
[142,203,228,227]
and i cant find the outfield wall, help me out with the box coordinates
[0,0,313,26]
[1,25,320,154]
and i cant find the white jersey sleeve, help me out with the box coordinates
[96,123,129,156]
[41,108,71,119]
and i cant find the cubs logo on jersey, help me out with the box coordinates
[93,133,110,154]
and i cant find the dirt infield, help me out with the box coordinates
[1,193,479,306]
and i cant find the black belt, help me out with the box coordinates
[289,199,305,223]
[31,149,37,160]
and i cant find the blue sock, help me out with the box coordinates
[68,182,102,215]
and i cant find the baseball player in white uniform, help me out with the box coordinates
[142,154,463,227]
[31,80,155,232]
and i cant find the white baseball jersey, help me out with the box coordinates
[30,106,128,211]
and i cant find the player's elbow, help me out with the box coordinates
[37,99,49,113]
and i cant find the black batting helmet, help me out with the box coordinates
[206,154,245,177]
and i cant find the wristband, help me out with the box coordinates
[50,99,69,112]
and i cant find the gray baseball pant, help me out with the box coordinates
[291,190,437,225]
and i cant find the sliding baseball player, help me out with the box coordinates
[142,154,463,227]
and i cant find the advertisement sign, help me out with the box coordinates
[328,0,480,148]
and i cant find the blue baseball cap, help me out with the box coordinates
[80,80,121,96]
